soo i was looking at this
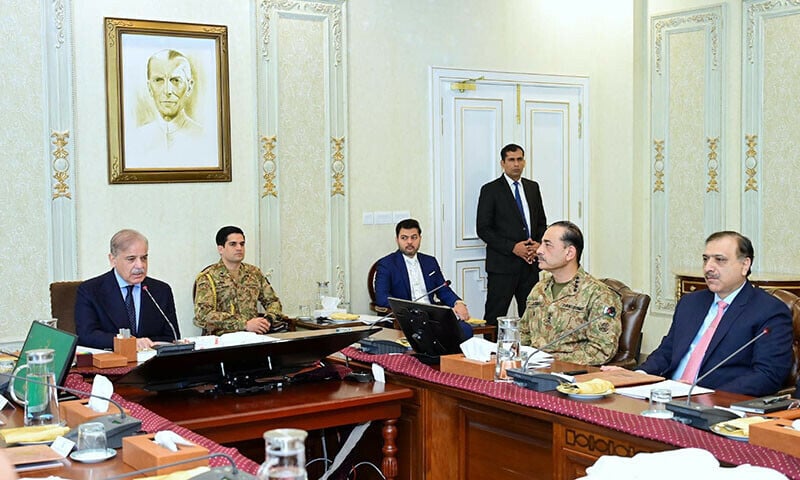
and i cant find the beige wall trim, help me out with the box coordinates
[650,5,726,313]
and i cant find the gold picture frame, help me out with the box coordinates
[105,18,231,183]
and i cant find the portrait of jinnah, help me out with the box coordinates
[124,47,218,169]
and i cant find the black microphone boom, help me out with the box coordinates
[665,328,769,430]
[412,280,451,303]
[504,317,600,392]
[373,280,455,327]
[142,285,195,356]
[1,372,142,448]
[106,452,256,480]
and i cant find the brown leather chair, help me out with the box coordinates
[763,288,800,393]
[367,261,390,315]
[49,281,82,334]
[599,278,651,368]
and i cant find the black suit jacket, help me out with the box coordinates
[476,175,547,274]
[75,269,180,349]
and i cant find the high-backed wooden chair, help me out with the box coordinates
[763,288,800,393]
[49,281,82,334]
[367,261,390,314]
[599,278,651,368]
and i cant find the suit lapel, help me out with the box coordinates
[498,176,528,231]
[99,271,128,331]
[703,282,752,360]
[672,293,714,367]
[393,252,413,300]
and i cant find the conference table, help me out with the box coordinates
[5,326,800,479]
[338,328,800,480]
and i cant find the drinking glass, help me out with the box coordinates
[641,388,674,418]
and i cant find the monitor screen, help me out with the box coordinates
[7,322,78,399]
[388,297,464,362]
[117,327,380,391]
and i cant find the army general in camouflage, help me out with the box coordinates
[519,221,622,365]
[193,226,283,335]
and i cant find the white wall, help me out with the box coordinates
[0,0,637,344]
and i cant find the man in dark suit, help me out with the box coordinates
[375,219,469,321]
[75,229,179,350]
[476,143,547,325]
[637,231,792,396]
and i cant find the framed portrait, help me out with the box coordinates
[105,18,232,183]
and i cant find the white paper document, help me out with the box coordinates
[615,379,714,399]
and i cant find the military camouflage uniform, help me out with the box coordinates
[193,260,283,335]
[520,268,622,365]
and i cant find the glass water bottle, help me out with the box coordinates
[256,428,308,480]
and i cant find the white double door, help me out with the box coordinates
[432,68,588,320]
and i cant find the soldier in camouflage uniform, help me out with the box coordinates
[193,226,283,335]
[519,221,622,365]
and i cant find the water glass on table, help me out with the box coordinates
[641,388,674,419]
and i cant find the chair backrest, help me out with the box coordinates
[367,261,390,314]
[599,278,651,368]
[763,288,800,390]
[49,281,82,334]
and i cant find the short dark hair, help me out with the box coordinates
[550,220,584,263]
[395,218,421,237]
[500,143,525,160]
[216,226,244,246]
[705,231,754,276]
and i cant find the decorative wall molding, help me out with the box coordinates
[44,0,77,281]
[741,0,800,270]
[255,0,349,307]
[650,5,725,313]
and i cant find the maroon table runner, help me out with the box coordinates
[342,348,800,479]
[65,373,260,474]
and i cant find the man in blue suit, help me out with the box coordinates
[375,219,470,323]
[75,229,179,350]
[638,231,792,396]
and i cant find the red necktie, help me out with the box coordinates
[680,300,728,383]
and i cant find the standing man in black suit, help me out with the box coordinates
[477,143,547,325]
[75,229,179,350]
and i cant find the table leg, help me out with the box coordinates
[381,418,398,480]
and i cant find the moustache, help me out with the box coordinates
[131,268,145,275]
[704,273,719,280]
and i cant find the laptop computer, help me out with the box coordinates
[2,321,79,400]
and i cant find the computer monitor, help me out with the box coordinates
[117,327,380,392]
[388,297,464,364]
[5,321,78,399]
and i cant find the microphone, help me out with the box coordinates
[666,328,769,430]
[413,280,452,303]
[372,280,454,327]
[1,372,142,449]
[521,317,599,370]
[503,317,601,392]
[142,285,194,356]
[106,452,256,479]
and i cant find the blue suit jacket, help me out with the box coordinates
[374,251,460,309]
[638,281,792,396]
[75,270,180,349]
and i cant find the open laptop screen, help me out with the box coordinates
[7,322,78,398]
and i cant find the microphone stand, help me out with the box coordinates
[1,372,142,448]
[143,285,195,356]
[665,328,769,430]
[106,452,256,480]
[503,318,598,392]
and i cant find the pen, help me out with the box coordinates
[763,394,790,404]
[562,369,588,376]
